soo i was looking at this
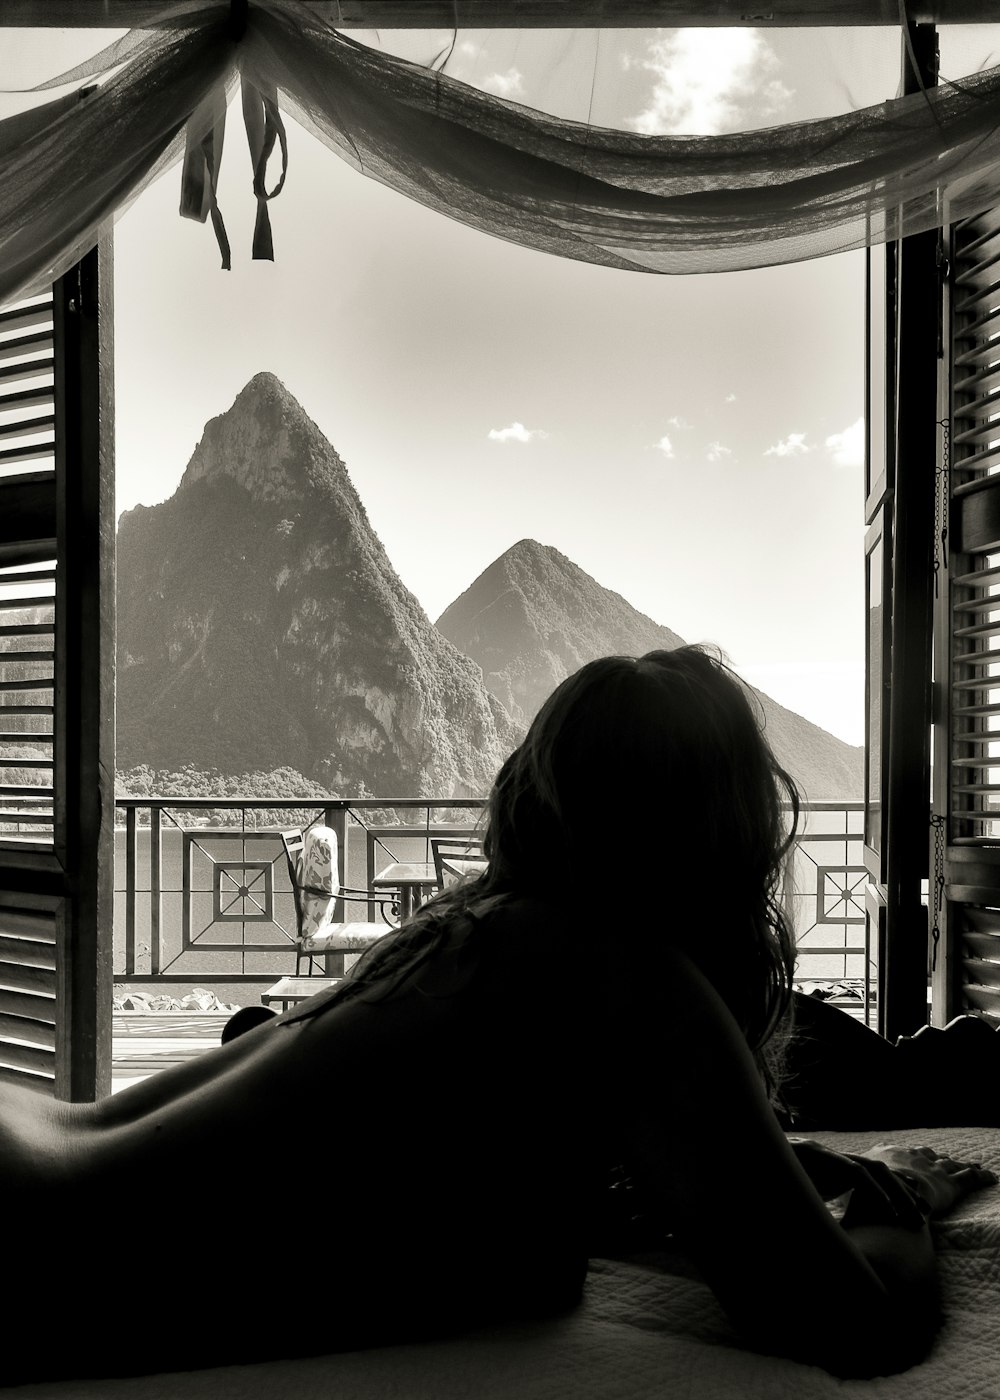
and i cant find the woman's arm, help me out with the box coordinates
[610,947,954,1378]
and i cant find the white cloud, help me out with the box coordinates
[480,67,525,99]
[725,393,737,403]
[765,432,810,458]
[629,29,792,136]
[707,441,733,462]
[825,417,865,468]
[487,421,548,444]
[654,434,675,457]
[667,415,691,429]
[458,40,479,57]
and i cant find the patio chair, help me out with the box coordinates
[281,827,394,976]
[430,837,488,891]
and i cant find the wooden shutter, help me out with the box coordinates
[0,248,114,1099]
[932,202,1000,1026]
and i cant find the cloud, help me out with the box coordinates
[666,415,691,429]
[825,417,865,468]
[654,434,675,457]
[765,432,810,458]
[707,441,733,462]
[457,39,479,57]
[725,393,737,403]
[629,29,792,136]
[480,67,525,98]
[487,421,548,444]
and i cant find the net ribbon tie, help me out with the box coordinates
[178,73,287,269]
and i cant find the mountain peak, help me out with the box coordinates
[177,373,345,506]
[436,542,687,723]
[116,379,522,797]
[436,543,863,800]
[230,370,305,414]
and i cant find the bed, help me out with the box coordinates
[14,1124,1000,1400]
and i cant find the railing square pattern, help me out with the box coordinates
[182,830,293,953]
[816,865,866,926]
[213,861,273,923]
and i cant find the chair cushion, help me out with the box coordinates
[300,922,388,953]
[297,825,340,942]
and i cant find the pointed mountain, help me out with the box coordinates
[116,375,521,797]
[435,539,686,721]
[436,539,863,801]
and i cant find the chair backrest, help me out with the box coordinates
[281,826,340,942]
[430,837,487,890]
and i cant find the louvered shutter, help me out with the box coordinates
[933,203,1000,1025]
[0,297,59,1087]
[0,248,114,1099]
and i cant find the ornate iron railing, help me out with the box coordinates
[112,797,870,1016]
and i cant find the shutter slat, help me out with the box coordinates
[953,620,1000,639]
[0,933,54,968]
[955,209,1000,255]
[0,986,54,1020]
[953,595,1000,614]
[953,564,1000,587]
[954,306,1000,352]
[0,331,53,364]
[952,420,1000,448]
[0,1038,55,1075]
[0,302,52,332]
[961,984,1000,1021]
[955,364,1000,400]
[0,905,54,938]
[0,444,54,468]
[953,647,1000,665]
[954,254,1000,289]
[963,931,1000,960]
[0,387,52,413]
[0,1011,54,1049]
[0,358,55,389]
[950,440,1000,475]
[0,415,53,444]
[963,956,1000,989]
[0,1061,53,1089]
[954,276,1000,316]
[0,959,56,994]
[0,596,55,612]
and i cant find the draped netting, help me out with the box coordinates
[3,0,1000,301]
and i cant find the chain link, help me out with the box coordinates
[929,812,946,973]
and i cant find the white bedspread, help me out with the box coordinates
[14,1127,1000,1400]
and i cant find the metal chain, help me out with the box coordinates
[929,812,946,973]
[933,416,950,598]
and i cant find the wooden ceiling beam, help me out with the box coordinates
[0,0,995,25]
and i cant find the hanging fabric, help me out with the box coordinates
[2,0,1000,302]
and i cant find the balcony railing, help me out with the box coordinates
[112,797,871,1020]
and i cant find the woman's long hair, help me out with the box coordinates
[292,647,799,1098]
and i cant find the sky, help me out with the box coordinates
[14,21,1000,747]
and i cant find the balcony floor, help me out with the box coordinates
[112,1012,227,1092]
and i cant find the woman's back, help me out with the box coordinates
[3,897,593,1381]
